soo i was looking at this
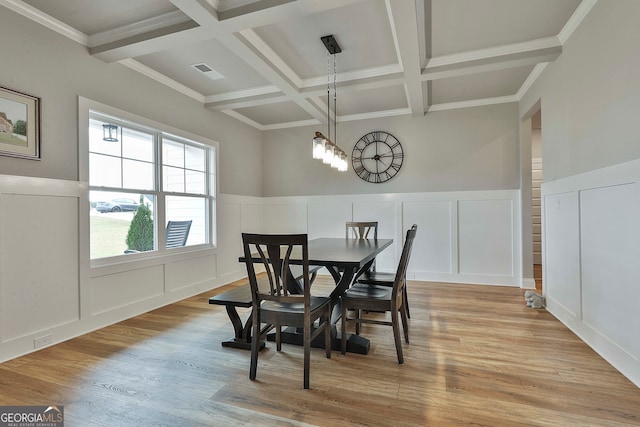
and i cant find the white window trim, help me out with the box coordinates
[78,96,219,270]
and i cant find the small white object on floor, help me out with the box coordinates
[524,290,544,309]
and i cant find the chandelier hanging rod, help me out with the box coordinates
[312,35,347,172]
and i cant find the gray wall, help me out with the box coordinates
[0,7,263,197]
[520,0,640,181]
[262,103,520,197]
[518,0,640,387]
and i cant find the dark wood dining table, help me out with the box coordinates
[239,237,393,354]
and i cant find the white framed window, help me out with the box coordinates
[82,102,217,262]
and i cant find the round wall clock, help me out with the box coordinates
[351,131,404,183]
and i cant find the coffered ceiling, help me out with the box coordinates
[4,0,594,130]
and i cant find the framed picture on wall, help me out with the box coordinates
[0,85,41,160]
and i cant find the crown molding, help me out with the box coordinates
[516,63,549,100]
[558,0,599,45]
[0,0,87,45]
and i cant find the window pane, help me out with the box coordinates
[122,128,154,162]
[163,139,184,168]
[185,170,205,194]
[185,144,205,171]
[90,153,121,187]
[163,165,184,192]
[88,108,215,260]
[89,119,121,157]
[166,196,207,246]
[90,191,155,259]
[123,159,154,190]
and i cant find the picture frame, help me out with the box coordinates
[0,85,41,160]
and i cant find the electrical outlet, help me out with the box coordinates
[34,334,53,349]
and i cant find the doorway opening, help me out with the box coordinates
[531,109,542,291]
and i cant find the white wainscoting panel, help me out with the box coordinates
[580,183,640,359]
[543,191,581,320]
[403,200,454,275]
[218,200,241,274]
[90,265,165,315]
[264,203,308,233]
[0,174,237,363]
[0,193,80,341]
[217,195,264,280]
[165,253,217,293]
[542,158,640,387]
[353,201,397,272]
[260,190,521,286]
[242,203,263,233]
[218,199,242,278]
[458,199,514,281]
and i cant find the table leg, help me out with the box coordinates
[268,265,371,354]
[220,306,265,351]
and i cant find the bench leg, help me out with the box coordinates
[221,306,265,351]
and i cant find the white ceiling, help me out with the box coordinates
[6,0,592,130]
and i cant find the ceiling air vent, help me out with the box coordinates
[191,63,225,80]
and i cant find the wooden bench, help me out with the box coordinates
[209,265,321,350]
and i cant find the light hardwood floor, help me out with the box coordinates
[1,278,639,426]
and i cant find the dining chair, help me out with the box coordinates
[345,221,378,240]
[166,220,192,248]
[241,233,332,389]
[341,224,417,364]
[125,219,192,254]
[355,224,418,318]
[346,221,378,273]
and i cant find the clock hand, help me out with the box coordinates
[366,153,392,161]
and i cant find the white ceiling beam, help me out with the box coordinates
[170,0,328,123]
[385,0,425,117]
[205,94,290,110]
[215,0,365,31]
[88,11,193,48]
[90,23,209,63]
[119,59,205,102]
[423,38,562,81]
[429,95,518,112]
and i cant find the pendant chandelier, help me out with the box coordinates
[312,35,347,172]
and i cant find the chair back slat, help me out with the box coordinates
[166,220,192,248]
[346,221,378,240]
[242,233,309,305]
[392,224,418,305]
